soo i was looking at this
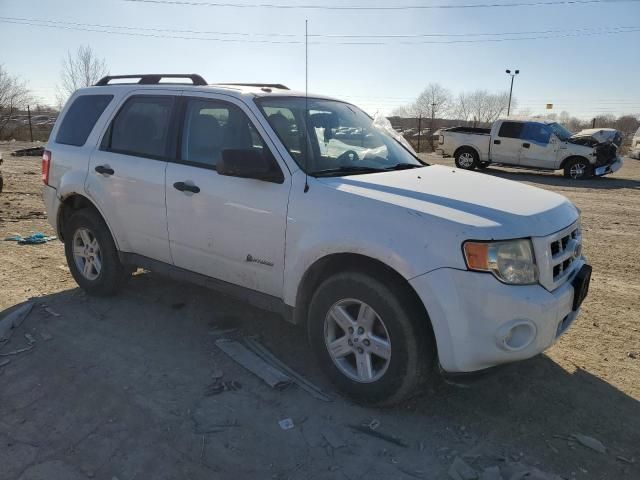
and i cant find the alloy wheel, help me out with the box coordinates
[324,298,392,383]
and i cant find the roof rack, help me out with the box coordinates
[95,74,208,86]
[215,83,289,90]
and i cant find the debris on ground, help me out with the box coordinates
[24,333,36,344]
[571,433,606,454]
[363,418,381,431]
[215,339,293,390]
[4,232,57,245]
[278,418,295,430]
[204,380,241,396]
[11,146,45,157]
[0,301,34,341]
[448,456,478,480]
[349,424,408,448]
[44,307,61,317]
[616,455,635,464]
[0,345,35,356]
[0,358,10,368]
[40,332,53,341]
[243,337,333,401]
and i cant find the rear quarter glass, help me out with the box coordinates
[56,95,114,147]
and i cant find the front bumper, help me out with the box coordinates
[594,156,623,176]
[410,262,585,373]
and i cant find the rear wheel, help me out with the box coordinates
[64,209,129,296]
[563,157,593,179]
[454,148,478,170]
[307,271,434,406]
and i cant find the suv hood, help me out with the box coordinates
[569,128,622,148]
[319,165,578,238]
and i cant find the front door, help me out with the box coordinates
[490,121,524,165]
[518,122,558,168]
[87,92,177,263]
[165,96,291,297]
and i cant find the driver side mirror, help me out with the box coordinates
[217,149,284,184]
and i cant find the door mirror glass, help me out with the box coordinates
[217,148,284,183]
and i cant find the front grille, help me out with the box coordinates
[550,226,580,283]
[533,221,583,291]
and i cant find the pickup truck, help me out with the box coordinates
[437,119,623,179]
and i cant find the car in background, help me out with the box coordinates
[630,127,640,159]
[437,119,623,179]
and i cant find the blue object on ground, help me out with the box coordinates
[3,232,57,245]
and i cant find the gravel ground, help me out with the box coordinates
[0,141,639,479]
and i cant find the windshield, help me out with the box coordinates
[548,122,573,141]
[256,97,423,176]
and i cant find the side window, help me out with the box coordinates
[105,96,174,158]
[56,95,113,146]
[181,98,277,170]
[497,122,524,139]
[521,123,552,144]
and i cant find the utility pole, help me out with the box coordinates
[430,102,436,151]
[592,117,596,128]
[505,69,519,116]
[417,114,422,153]
[27,105,34,142]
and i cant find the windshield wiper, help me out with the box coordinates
[384,163,425,170]
[311,166,386,177]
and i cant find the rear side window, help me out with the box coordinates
[498,122,524,139]
[104,96,174,158]
[56,95,113,146]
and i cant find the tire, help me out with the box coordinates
[454,148,478,170]
[307,271,435,406]
[64,208,129,296]
[563,157,593,180]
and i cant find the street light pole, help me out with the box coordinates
[505,69,519,116]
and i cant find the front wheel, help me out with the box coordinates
[64,209,129,296]
[563,157,593,179]
[454,148,478,170]
[307,271,434,406]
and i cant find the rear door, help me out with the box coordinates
[518,122,558,168]
[165,94,291,297]
[86,91,178,263]
[490,121,524,165]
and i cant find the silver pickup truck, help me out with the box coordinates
[437,119,624,179]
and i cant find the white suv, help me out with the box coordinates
[43,74,591,405]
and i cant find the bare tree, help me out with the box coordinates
[453,90,513,126]
[57,45,108,104]
[0,65,32,138]
[615,115,639,134]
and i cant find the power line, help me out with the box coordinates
[6,15,637,39]
[124,0,640,11]
[2,17,639,45]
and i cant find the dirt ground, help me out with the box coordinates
[1,141,639,480]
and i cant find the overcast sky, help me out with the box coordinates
[1,0,639,119]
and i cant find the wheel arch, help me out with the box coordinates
[292,253,436,346]
[57,193,119,249]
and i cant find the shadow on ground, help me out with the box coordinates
[480,166,640,190]
[1,272,638,479]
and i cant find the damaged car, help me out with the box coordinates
[437,119,624,179]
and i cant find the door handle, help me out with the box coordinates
[95,165,114,175]
[522,143,531,148]
[493,140,501,145]
[173,181,200,194]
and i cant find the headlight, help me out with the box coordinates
[463,239,538,285]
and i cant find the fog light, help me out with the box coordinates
[497,321,536,351]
